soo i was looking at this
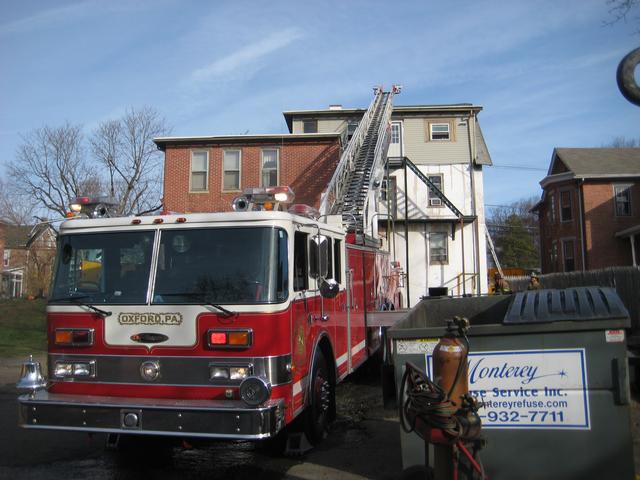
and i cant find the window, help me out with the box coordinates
[551,241,558,270]
[428,174,443,207]
[560,190,572,222]
[430,123,450,141]
[261,149,278,187]
[347,121,359,139]
[547,193,556,224]
[51,231,155,304]
[390,123,401,144]
[223,150,241,191]
[190,150,208,192]
[154,227,288,304]
[381,177,397,218]
[429,232,448,264]
[562,239,575,272]
[334,239,342,284]
[303,120,318,133]
[614,185,632,216]
[294,232,308,291]
[3,250,9,267]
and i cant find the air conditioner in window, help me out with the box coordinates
[429,198,442,207]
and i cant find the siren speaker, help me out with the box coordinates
[232,196,249,211]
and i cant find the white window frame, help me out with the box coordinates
[222,149,242,192]
[390,123,401,144]
[189,150,209,192]
[429,232,449,264]
[614,184,632,217]
[429,122,451,141]
[261,148,279,188]
[428,174,444,207]
[3,250,10,268]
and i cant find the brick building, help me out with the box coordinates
[155,133,341,213]
[533,148,640,272]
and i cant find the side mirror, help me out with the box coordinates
[320,278,339,299]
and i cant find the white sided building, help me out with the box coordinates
[284,103,492,307]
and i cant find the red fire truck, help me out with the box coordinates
[18,85,403,449]
[17,189,400,448]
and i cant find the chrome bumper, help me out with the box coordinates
[18,391,285,440]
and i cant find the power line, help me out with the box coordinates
[491,164,547,172]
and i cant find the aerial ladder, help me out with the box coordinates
[320,85,401,235]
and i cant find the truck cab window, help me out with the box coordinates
[294,232,308,291]
[50,231,155,304]
[334,239,342,284]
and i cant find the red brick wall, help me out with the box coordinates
[539,178,640,272]
[163,139,341,213]
[539,180,583,273]
[582,180,640,269]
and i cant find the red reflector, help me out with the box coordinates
[72,330,90,343]
[209,332,227,345]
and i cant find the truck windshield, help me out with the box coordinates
[50,231,155,304]
[153,227,288,305]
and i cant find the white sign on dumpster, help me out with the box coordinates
[426,348,590,430]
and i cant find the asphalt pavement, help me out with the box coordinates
[0,356,404,480]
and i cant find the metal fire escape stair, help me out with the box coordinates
[320,86,400,234]
[403,158,464,219]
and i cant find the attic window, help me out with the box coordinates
[426,121,453,141]
[303,120,318,134]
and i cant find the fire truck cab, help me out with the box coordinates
[17,197,397,446]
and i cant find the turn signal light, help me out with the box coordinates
[54,328,94,347]
[207,329,252,349]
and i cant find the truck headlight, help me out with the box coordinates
[54,361,95,378]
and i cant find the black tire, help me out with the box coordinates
[304,351,333,444]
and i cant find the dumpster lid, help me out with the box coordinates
[503,286,629,324]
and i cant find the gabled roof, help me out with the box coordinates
[4,225,31,249]
[540,148,640,188]
[3,223,57,249]
[550,148,640,177]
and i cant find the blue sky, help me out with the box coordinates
[1,0,638,207]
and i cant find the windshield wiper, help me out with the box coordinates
[48,295,112,317]
[155,292,236,317]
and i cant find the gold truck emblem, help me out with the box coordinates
[118,313,183,326]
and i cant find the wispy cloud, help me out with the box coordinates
[0,1,97,36]
[190,27,303,83]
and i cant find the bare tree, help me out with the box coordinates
[91,106,170,216]
[6,123,99,218]
[0,179,36,225]
[606,136,640,147]
[605,0,640,29]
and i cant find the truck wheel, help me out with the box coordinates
[305,351,332,444]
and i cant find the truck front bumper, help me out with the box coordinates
[18,391,285,440]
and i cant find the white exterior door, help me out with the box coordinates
[387,121,403,158]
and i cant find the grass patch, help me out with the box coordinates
[0,298,47,358]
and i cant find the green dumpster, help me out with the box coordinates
[388,287,634,480]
